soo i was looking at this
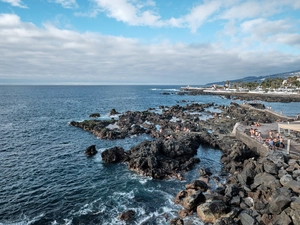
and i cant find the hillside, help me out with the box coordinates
[206,69,300,86]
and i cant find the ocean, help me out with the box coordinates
[1,85,299,225]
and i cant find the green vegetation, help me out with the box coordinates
[227,76,300,92]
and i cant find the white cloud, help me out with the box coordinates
[273,33,300,47]
[1,13,300,85]
[48,0,78,9]
[183,1,221,33]
[91,0,162,26]
[241,19,292,37]
[0,13,21,26]
[1,0,27,8]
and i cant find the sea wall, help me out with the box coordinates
[235,125,269,157]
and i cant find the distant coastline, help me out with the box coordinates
[180,86,300,102]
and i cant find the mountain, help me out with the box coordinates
[205,69,300,86]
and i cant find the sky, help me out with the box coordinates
[0,0,300,85]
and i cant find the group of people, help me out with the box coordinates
[266,130,285,150]
[249,128,285,150]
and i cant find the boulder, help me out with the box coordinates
[239,211,256,225]
[182,190,205,211]
[84,145,97,156]
[290,209,300,225]
[280,174,300,194]
[118,210,135,221]
[89,113,100,118]
[291,196,300,210]
[197,200,229,223]
[251,172,281,190]
[261,211,292,225]
[268,187,292,215]
[185,180,208,192]
[110,108,119,115]
[101,146,125,163]
[170,217,184,225]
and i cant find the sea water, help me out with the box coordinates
[0,85,299,225]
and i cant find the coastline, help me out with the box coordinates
[180,87,300,103]
[71,100,300,224]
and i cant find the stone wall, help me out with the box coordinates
[235,126,269,157]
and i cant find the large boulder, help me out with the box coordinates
[84,145,97,156]
[239,211,256,225]
[89,113,100,118]
[268,187,292,215]
[197,200,229,223]
[101,147,125,163]
[251,172,281,190]
[280,174,300,194]
[118,210,135,221]
[182,191,206,211]
[185,180,208,192]
[170,217,184,225]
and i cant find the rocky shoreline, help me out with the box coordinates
[70,102,300,224]
[179,89,300,103]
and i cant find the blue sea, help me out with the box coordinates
[1,85,299,225]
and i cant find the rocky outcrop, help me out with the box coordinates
[118,210,135,221]
[181,89,300,102]
[123,134,202,179]
[84,145,97,156]
[174,142,300,224]
[71,102,299,224]
[89,113,100,118]
[101,147,125,163]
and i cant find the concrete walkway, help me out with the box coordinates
[238,122,300,157]
[240,103,296,121]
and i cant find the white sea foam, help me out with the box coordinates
[63,219,72,225]
[0,213,45,225]
[106,123,120,130]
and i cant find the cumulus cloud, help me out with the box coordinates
[0,13,299,85]
[1,0,27,8]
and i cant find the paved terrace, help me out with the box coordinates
[235,104,300,157]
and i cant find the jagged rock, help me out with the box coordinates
[225,184,240,200]
[280,174,300,194]
[84,145,97,156]
[291,196,300,210]
[185,180,208,192]
[199,167,212,176]
[237,159,257,186]
[261,211,291,225]
[89,113,100,118]
[230,196,241,206]
[170,217,184,225]
[262,159,279,175]
[251,172,281,190]
[290,209,300,225]
[182,190,206,211]
[214,216,238,225]
[269,187,292,215]
[243,197,254,208]
[178,209,192,218]
[118,210,135,221]
[110,108,119,115]
[197,200,229,223]
[239,211,256,225]
[101,146,125,163]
